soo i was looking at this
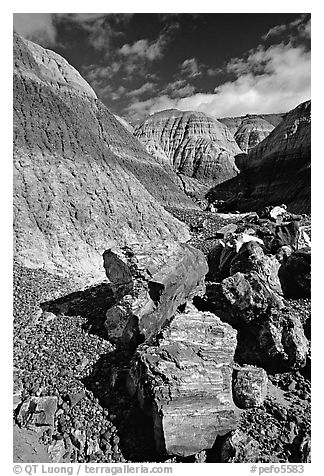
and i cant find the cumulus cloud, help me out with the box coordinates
[13,13,57,46]
[118,24,178,64]
[180,58,201,78]
[119,38,163,61]
[125,40,310,122]
[161,79,196,99]
[126,82,157,98]
[262,14,311,40]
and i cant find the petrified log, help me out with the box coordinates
[127,305,238,456]
[103,240,208,345]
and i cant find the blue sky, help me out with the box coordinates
[13,13,311,124]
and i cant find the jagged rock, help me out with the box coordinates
[127,305,238,456]
[103,240,208,345]
[209,101,311,214]
[298,227,311,249]
[276,245,293,264]
[13,33,194,287]
[232,365,268,408]
[134,109,242,190]
[272,221,300,252]
[221,271,284,322]
[208,235,265,281]
[259,312,309,369]
[279,248,311,298]
[229,242,280,292]
[234,117,275,153]
[300,436,311,463]
[219,242,284,321]
[17,396,57,430]
[220,429,260,462]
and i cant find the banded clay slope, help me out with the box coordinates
[208,101,311,214]
[219,113,285,137]
[13,33,193,286]
[233,117,275,153]
[134,109,242,189]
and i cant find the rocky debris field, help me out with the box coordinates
[13,206,311,464]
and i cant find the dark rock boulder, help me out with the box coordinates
[220,429,260,462]
[258,312,309,369]
[219,243,284,322]
[103,240,208,345]
[271,221,300,253]
[221,271,284,323]
[232,365,268,408]
[127,305,238,457]
[279,248,311,298]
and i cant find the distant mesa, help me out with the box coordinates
[134,109,242,189]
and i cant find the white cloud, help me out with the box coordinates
[180,58,201,78]
[126,40,310,122]
[119,39,163,61]
[263,15,311,40]
[13,13,57,46]
[161,79,196,98]
[126,82,157,98]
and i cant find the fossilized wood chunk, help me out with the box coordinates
[127,305,238,456]
[232,365,268,408]
[279,247,311,298]
[103,241,208,344]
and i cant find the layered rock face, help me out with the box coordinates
[134,109,242,187]
[127,304,238,457]
[219,113,284,137]
[234,117,275,153]
[208,101,311,214]
[13,33,195,286]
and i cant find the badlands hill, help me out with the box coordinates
[219,113,284,136]
[232,117,275,153]
[208,101,311,213]
[13,33,195,286]
[134,109,242,189]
